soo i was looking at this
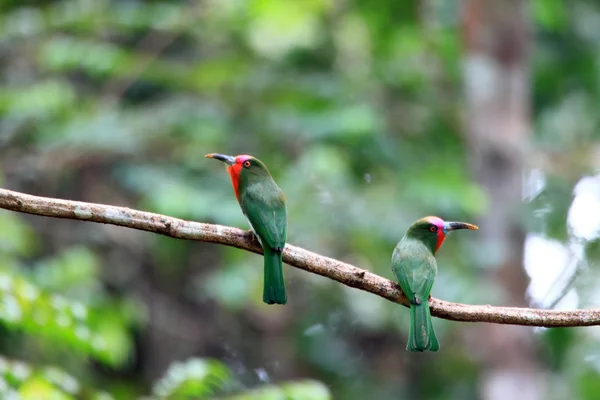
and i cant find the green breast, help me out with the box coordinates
[239,177,287,250]
[392,237,437,301]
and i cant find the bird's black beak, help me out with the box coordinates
[205,153,236,166]
[444,221,479,232]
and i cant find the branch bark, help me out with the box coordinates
[0,188,597,328]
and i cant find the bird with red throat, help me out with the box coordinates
[206,153,288,305]
[392,216,478,351]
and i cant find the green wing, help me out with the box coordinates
[392,239,437,304]
[240,187,287,251]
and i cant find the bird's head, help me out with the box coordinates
[205,153,273,199]
[406,216,478,254]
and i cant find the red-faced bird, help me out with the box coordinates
[392,216,478,351]
[206,153,287,305]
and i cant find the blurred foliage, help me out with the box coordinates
[0,355,112,399]
[151,357,330,400]
[0,0,599,399]
[221,380,331,400]
[152,358,233,399]
[0,271,129,365]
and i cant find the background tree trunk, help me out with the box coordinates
[462,1,546,399]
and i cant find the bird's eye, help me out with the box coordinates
[243,160,251,168]
[429,226,437,232]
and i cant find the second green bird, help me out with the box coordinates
[392,216,478,352]
[206,153,287,305]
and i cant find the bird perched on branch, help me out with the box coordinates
[206,153,288,305]
[392,216,478,351]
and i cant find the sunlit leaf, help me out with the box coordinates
[224,380,331,400]
[152,358,233,398]
[0,356,113,400]
[0,273,130,366]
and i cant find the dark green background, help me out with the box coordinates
[0,0,599,399]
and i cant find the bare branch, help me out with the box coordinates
[0,188,598,328]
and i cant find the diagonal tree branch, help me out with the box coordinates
[0,188,598,327]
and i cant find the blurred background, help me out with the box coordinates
[0,0,600,398]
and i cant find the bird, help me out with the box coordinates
[392,216,478,352]
[206,153,287,305]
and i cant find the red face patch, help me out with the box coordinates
[226,155,252,201]
[424,217,446,254]
[435,229,447,254]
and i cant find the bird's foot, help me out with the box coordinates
[247,230,260,244]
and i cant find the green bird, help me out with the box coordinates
[392,216,478,352]
[206,153,287,305]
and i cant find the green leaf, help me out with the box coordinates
[0,273,130,366]
[224,380,331,400]
[152,358,233,398]
[0,355,113,399]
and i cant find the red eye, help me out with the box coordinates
[429,226,437,232]
[243,160,251,168]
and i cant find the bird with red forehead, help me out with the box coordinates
[392,216,478,352]
[206,153,288,305]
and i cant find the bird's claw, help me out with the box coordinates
[247,229,259,243]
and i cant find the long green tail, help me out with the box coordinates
[263,247,287,305]
[407,302,439,352]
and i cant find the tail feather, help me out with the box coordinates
[407,302,439,352]
[263,247,287,305]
